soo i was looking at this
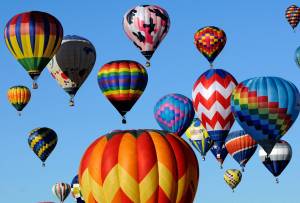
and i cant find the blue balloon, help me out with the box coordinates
[154,93,195,136]
[210,142,228,168]
[295,46,300,68]
[231,77,300,155]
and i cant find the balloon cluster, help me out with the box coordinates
[4,4,300,203]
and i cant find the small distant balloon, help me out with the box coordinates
[285,5,300,31]
[28,127,57,167]
[194,26,226,67]
[7,85,31,116]
[224,169,242,192]
[52,182,71,203]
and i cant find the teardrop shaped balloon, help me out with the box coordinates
[47,35,96,106]
[192,68,237,165]
[7,85,31,115]
[285,5,300,30]
[4,11,63,89]
[71,175,85,203]
[185,118,213,159]
[231,77,300,155]
[97,60,148,123]
[225,130,257,171]
[28,127,57,166]
[154,93,195,136]
[52,182,71,203]
[194,26,226,66]
[123,5,170,67]
[259,140,292,183]
[210,142,228,168]
[224,169,242,192]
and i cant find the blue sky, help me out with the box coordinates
[0,1,299,202]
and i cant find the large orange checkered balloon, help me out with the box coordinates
[79,129,199,203]
[194,26,226,66]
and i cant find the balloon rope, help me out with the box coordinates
[122,116,127,124]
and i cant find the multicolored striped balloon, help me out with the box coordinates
[28,127,57,166]
[192,68,237,165]
[123,5,170,67]
[71,175,85,203]
[285,5,300,30]
[259,140,292,183]
[4,11,63,89]
[225,130,257,171]
[47,35,96,106]
[194,26,226,66]
[97,60,148,123]
[79,130,199,203]
[224,169,242,192]
[185,118,213,160]
[52,182,71,203]
[231,77,300,155]
[154,94,195,136]
[7,85,31,115]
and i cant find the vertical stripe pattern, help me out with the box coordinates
[7,85,31,111]
[52,182,71,203]
[4,11,63,79]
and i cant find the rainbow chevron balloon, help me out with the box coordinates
[154,93,195,136]
[79,130,199,203]
[231,77,300,155]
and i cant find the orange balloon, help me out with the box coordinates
[79,129,199,203]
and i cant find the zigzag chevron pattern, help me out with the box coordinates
[192,69,237,141]
[79,130,199,203]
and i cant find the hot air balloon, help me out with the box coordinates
[231,77,300,156]
[224,169,242,192]
[210,143,228,168]
[285,5,300,31]
[97,60,148,124]
[7,85,31,115]
[225,130,257,171]
[259,140,292,183]
[192,68,237,167]
[123,5,170,67]
[194,26,226,67]
[71,175,85,203]
[52,183,71,203]
[154,93,195,136]
[185,118,213,160]
[295,46,300,68]
[47,35,96,106]
[79,129,199,203]
[28,127,57,166]
[4,11,63,89]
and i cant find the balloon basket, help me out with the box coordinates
[42,162,45,167]
[275,178,279,184]
[69,97,75,107]
[32,81,38,89]
[17,111,21,116]
[145,61,151,67]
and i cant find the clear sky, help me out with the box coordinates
[0,1,299,202]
